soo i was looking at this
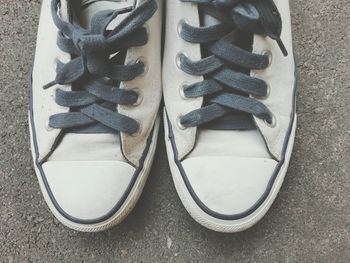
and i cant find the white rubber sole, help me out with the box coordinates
[164,109,297,233]
[29,115,160,232]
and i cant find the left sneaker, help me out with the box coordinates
[163,0,297,232]
[29,0,162,232]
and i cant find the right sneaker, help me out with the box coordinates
[163,0,296,232]
[29,0,162,232]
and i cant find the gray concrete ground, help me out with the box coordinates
[0,0,349,262]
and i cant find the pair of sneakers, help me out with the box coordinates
[30,0,297,233]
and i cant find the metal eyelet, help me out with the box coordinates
[264,113,277,128]
[253,82,271,100]
[129,122,142,137]
[262,50,273,67]
[131,88,143,106]
[136,57,149,76]
[176,52,187,70]
[45,120,54,131]
[176,115,187,130]
[265,82,271,98]
[179,82,189,100]
[177,19,186,37]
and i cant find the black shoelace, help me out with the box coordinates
[177,0,287,130]
[44,0,157,134]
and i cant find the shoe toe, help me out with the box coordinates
[181,156,278,216]
[42,161,135,221]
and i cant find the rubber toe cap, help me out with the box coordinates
[42,161,136,221]
[181,156,278,216]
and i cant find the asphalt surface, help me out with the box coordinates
[0,0,349,262]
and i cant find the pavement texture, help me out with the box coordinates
[0,0,349,262]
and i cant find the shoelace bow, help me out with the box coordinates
[178,0,288,130]
[44,0,157,134]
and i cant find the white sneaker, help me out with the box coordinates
[163,0,296,232]
[29,0,162,232]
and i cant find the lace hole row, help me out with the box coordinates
[176,19,192,129]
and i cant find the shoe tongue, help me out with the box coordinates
[79,0,136,29]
